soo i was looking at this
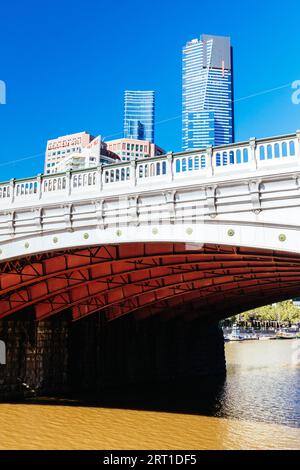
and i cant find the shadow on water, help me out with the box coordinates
[1,375,227,418]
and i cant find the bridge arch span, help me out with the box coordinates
[1,219,300,265]
[1,241,300,324]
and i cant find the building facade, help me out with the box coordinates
[124,91,155,143]
[45,132,119,174]
[182,34,234,151]
[105,138,165,161]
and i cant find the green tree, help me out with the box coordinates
[230,300,300,323]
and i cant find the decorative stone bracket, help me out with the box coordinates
[248,180,261,214]
[163,190,176,222]
[205,186,217,218]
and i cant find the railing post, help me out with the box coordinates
[249,137,257,170]
[37,174,42,200]
[167,152,174,182]
[206,145,213,176]
[130,156,137,187]
[296,130,300,158]
[9,178,15,204]
[97,165,103,191]
[66,170,72,196]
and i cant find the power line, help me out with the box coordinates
[0,81,293,166]
[234,83,291,103]
[103,81,292,141]
[0,152,44,168]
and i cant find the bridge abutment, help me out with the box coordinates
[0,311,70,399]
[69,314,226,393]
[0,311,226,400]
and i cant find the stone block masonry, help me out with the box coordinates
[0,310,70,400]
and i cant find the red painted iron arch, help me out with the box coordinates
[1,243,300,323]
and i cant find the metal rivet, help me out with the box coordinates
[228,229,235,237]
[53,237,58,244]
[186,227,193,235]
[152,228,158,235]
[83,233,89,240]
[116,229,122,237]
[279,234,286,242]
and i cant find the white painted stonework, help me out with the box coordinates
[1,132,300,262]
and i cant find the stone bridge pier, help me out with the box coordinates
[0,312,225,399]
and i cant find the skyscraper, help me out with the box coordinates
[124,90,155,143]
[182,34,234,151]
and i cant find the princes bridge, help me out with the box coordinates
[1,131,300,395]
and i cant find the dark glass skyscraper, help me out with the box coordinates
[124,90,155,143]
[182,34,234,151]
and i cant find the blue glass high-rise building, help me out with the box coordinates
[124,90,155,143]
[182,35,234,151]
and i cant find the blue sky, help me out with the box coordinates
[0,0,299,180]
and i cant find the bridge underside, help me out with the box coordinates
[1,242,300,323]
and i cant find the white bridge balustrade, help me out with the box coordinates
[1,131,300,263]
[0,132,299,205]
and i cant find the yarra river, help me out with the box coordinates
[0,339,299,450]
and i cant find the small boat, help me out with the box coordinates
[275,329,297,340]
[259,335,275,340]
[226,325,245,342]
[241,333,259,341]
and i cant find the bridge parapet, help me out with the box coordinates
[0,132,299,208]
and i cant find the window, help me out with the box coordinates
[274,143,280,158]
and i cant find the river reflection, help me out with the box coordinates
[0,339,299,449]
[218,339,300,428]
